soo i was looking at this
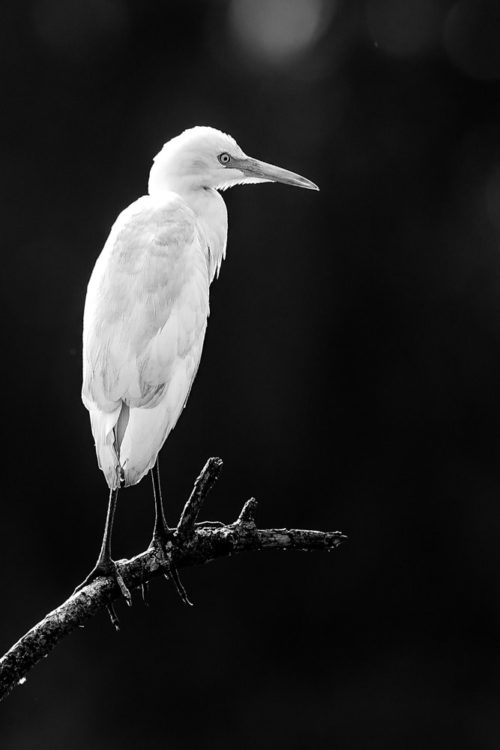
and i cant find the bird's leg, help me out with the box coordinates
[140,463,167,606]
[149,461,192,606]
[73,487,131,611]
[151,460,169,543]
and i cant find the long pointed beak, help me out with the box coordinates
[236,156,319,191]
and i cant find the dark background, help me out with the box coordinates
[2,0,500,747]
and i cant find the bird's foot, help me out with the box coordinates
[140,581,151,607]
[73,558,132,631]
[73,559,132,609]
[149,532,193,606]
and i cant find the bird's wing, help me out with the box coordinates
[82,193,210,487]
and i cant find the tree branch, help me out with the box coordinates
[176,456,223,540]
[0,458,346,703]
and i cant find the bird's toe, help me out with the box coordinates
[73,559,132,606]
[148,537,193,606]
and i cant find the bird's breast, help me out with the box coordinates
[82,195,211,411]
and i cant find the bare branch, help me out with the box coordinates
[176,457,223,540]
[0,459,346,703]
[236,497,258,526]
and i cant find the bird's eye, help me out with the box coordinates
[218,152,231,165]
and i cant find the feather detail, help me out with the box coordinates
[82,193,211,488]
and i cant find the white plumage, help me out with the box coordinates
[82,126,318,491]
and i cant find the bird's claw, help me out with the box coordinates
[140,581,151,607]
[73,559,132,607]
[149,536,193,606]
[106,602,121,631]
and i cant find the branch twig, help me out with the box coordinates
[0,458,346,703]
[176,456,223,540]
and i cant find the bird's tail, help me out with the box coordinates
[88,405,122,489]
[118,395,181,486]
[89,395,182,489]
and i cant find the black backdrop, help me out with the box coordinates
[3,1,500,748]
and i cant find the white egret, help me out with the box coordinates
[77,126,318,601]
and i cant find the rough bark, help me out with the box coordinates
[0,458,346,702]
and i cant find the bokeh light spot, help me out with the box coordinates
[228,0,334,67]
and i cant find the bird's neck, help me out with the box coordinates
[158,184,228,283]
[194,188,228,282]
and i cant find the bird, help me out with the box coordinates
[76,125,318,605]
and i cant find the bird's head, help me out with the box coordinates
[148,126,319,196]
